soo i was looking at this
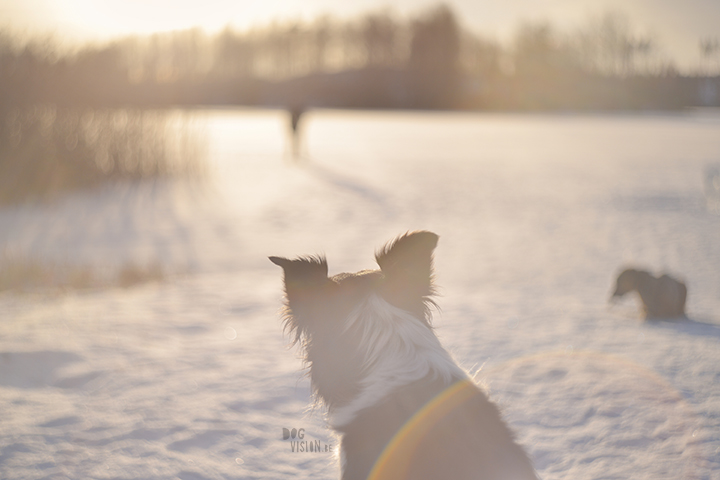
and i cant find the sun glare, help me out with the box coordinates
[45,0,311,41]
[0,0,716,70]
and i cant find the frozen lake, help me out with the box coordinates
[1,109,719,479]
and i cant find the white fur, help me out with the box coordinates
[329,293,466,428]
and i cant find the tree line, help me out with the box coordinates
[1,5,719,110]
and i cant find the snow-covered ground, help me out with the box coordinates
[1,109,719,480]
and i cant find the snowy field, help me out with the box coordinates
[1,109,719,480]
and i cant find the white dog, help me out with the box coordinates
[271,231,538,480]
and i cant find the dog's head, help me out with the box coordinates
[611,267,650,299]
[270,231,439,407]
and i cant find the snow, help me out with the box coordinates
[1,109,720,479]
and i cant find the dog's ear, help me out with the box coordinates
[376,231,438,318]
[269,255,329,314]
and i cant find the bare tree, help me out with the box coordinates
[361,11,398,67]
[575,12,659,76]
[408,5,460,73]
[459,32,501,79]
[214,28,255,79]
[700,37,720,75]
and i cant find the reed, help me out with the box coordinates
[0,105,206,206]
[0,252,166,292]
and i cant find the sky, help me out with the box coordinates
[1,0,719,71]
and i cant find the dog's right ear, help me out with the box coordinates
[269,255,329,311]
[375,231,438,319]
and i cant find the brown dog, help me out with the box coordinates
[611,268,687,319]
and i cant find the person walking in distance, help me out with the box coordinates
[288,105,305,160]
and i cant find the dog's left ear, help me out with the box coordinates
[269,255,329,315]
[376,231,438,318]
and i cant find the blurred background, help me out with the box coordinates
[1,0,719,288]
[2,0,720,113]
[1,2,720,480]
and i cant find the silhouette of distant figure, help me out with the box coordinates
[287,105,305,160]
[610,267,687,319]
[704,164,720,213]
